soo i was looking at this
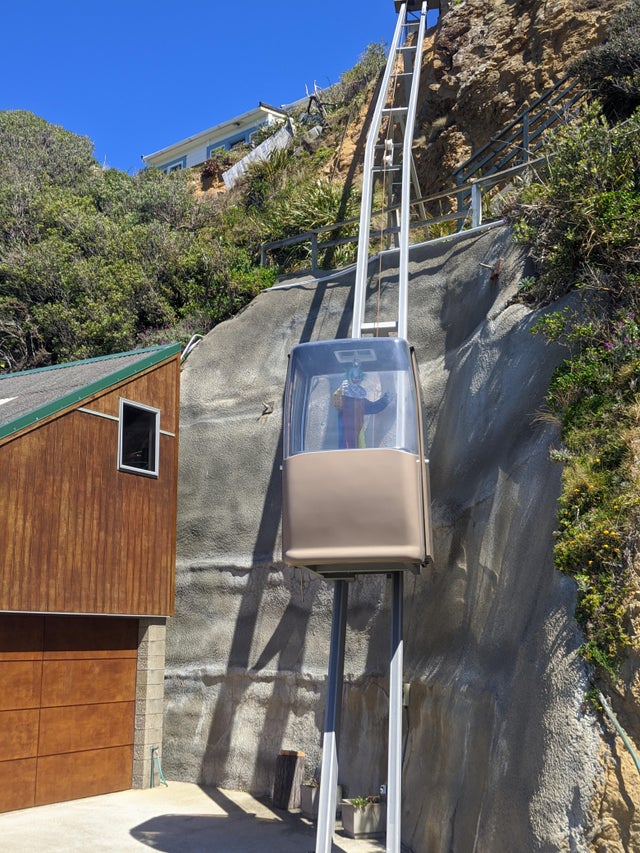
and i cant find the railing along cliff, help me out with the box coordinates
[260,157,544,271]
[453,75,585,185]
[260,75,586,274]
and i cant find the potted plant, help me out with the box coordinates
[340,794,386,838]
[300,778,343,820]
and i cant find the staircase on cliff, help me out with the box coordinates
[452,73,588,219]
[260,73,588,272]
[453,74,586,184]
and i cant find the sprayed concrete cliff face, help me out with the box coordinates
[164,226,607,851]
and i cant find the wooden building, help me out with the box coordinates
[0,343,181,812]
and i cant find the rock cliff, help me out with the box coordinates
[416,0,627,192]
[334,0,628,191]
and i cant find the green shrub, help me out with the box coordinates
[570,0,640,122]
[512,104,640,307]
[531,301,640,675]
[513,85,640,677]
[350,795,380,809]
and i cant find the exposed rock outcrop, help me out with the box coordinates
[414,0,628,193]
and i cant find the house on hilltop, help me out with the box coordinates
[0,343,180,812]
[141,101,291,174]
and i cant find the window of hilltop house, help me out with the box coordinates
[118,399,160,477]
[229,135,249,150]
[161,156,186,174]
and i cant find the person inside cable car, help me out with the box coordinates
[332,363,391,448]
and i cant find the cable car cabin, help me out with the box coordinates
[282,338,432,577]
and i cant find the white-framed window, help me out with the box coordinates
[159,155,187,174]
[118,399,160,477]
[206,143,225,158]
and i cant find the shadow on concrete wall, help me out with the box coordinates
[395,239,581,849]
[200,275,359,794]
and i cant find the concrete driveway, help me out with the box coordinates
[0,783,386,852]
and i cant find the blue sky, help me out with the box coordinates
[2,1,423,174]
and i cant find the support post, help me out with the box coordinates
[471,180,482,228]
[522,110,530,163]
[315,579,349,853]
[386,572,404,853]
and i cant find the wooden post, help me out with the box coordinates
[272,749,306,810]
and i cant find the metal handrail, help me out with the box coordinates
[453,75,585,183]
[180,334,204,363]
[260,156,547,271]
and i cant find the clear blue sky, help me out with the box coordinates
[2,1,425,174]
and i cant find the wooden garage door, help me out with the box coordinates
[0,614,137,813]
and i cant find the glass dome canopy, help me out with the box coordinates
[282,337,432,575]
[283,337,420,458]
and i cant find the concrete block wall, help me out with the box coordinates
[133,617,167,788]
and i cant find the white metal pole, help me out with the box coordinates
[398,1,427,340]
[352,6,407,339]
[386,571,404,853]
[315,579,348,853]
[471,180,483,228]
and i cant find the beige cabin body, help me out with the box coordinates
[281,337,432,577]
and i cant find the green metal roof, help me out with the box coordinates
[0,343,181,441]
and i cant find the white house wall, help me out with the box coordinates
[145,109,288,174]
[158,125,262,172]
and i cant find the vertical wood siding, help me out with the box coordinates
[0,358,179,615]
